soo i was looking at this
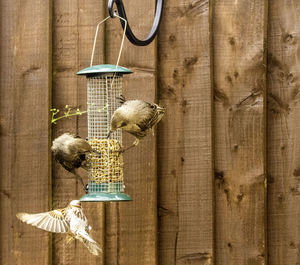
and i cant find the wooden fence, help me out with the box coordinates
[0,0,299,264]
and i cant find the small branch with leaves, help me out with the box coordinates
[50,104,108,124]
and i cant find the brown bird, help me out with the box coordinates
[51,133,98,192]
[108,96,165,152]
[16,200,102,256]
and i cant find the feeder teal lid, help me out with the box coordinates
[77,64,132,76]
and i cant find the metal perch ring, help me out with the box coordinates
[108,0,164,46]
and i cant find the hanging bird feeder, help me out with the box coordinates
[78,64,132,202]
[77,0,163,201]
[77,13,133,202]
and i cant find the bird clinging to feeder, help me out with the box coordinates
[108,95,165,152]
[51,133,99,192]
[16,200,102,256]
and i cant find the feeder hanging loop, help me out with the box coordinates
[108,0,164,46]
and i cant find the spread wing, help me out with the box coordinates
[17,208,70,233]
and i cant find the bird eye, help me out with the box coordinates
[121,122,127,127]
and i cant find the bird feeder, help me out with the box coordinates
[75,0,163,200]
[77,64,132,202]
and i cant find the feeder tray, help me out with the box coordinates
[78,64,132,202]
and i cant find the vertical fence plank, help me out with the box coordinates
[105,1,158,264]
[52,0,105,264]
[213,0,267,264]
[157,0,214,264]
[52,0,81,262]
[0,0,52,264]
[267,1,300,264]
[76,1,106,264]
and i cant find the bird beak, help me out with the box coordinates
[107,131,111,139]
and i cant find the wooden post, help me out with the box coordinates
[157,0,214,264]
[267,1,300,264]
[213,0,268,264]
[0,0,52,264]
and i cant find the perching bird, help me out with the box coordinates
[108,95,165,152]
[51,133,98,192]
[16,200,102,256]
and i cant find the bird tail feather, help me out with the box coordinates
[82,239,102,256]
[78,230,102,256]
[78,230,96,243]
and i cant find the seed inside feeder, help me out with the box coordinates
[88,139,124,184]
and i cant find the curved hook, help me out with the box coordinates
[108,0,164,46]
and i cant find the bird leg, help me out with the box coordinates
[115,138,140,154]
[72,169,88,193]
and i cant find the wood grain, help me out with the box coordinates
[3,0,300,264]
[213,0,267,264]
[0,0,52,264]
[267,1,300,264]
[52,0,105,264]
[157,0,214,264]
[105,0,158,264]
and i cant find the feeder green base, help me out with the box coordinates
[80,192,132,202]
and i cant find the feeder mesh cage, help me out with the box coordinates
[87,75,124,193]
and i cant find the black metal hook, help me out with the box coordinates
[108,0,163,46]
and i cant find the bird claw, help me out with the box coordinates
[113,148,125,156]
[118,148,125,154]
